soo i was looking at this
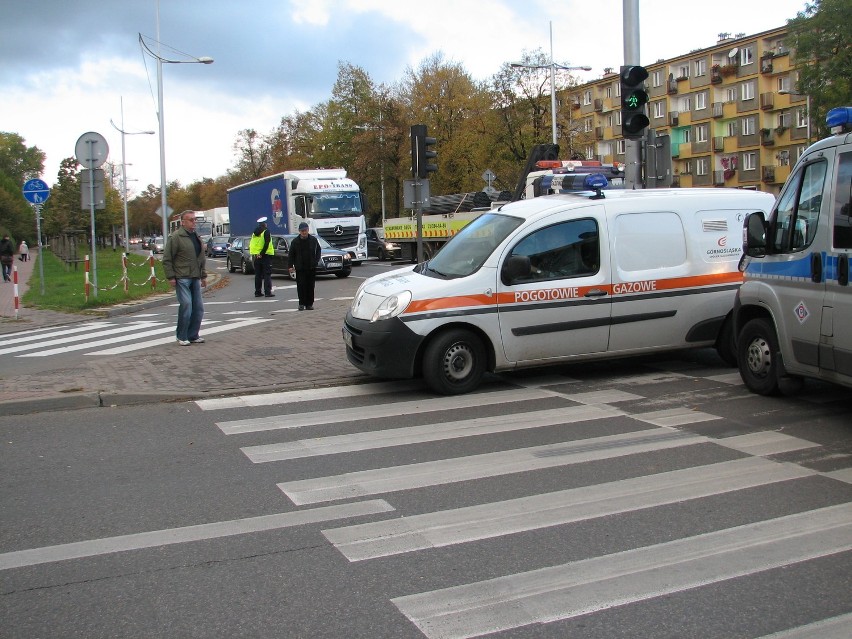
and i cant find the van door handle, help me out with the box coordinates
[585,289,608,298]
[811,252,822,283]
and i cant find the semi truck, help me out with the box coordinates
[227,169,368,263]
[384,144,624,261]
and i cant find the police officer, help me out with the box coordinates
[250,216,274,297]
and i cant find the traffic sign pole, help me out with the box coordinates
[22,179,50,295]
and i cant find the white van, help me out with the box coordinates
[735,106,852,394]
[344,187,775,394]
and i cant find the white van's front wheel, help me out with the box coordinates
[423,329,486,395]
[738,318,780,395]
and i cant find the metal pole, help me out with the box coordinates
[379,111,386,223]
[623,0,643,188]
[806,95,811,145]
[119,98,130,254]
[34,203,45,295]
[87,140,98,297]
[549,21,557,145]
[157,1,169,240]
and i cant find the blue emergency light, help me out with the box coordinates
[826,107,852,132]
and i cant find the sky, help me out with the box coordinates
[1,0,808,195]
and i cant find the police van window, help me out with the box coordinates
[772,159,826,252]
[509,219,599,282]
[833,151,852,249]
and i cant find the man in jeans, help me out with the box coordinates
[163,212,207,345]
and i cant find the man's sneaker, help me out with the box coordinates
[190,337,205,344]
[176,339,191,346]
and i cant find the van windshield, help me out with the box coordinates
[424,213,523,279]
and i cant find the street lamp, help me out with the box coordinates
[139,31,213,240]
[110,97,155,254]
[511,21,591,145]
[778,90,811,145]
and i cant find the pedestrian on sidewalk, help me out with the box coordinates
[18,240,28,262]
[288,222,321,310]
[162,211,207,346]
[0,234,14,282]
[250,216,274,298]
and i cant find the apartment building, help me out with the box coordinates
[562,26,808,194]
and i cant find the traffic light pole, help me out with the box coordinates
[623,0,642,189]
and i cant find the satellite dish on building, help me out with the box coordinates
[728,48,739,59]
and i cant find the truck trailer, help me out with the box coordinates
[227,169,367,263]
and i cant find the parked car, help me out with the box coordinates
[150,236,165,254]
[273,234,352,279]
[206,236,230,258]
[366,227,401,260]
[226,236,254,274]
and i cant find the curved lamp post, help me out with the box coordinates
[511,21,591,145]
[110,97,155,253]
[139,33,213,240]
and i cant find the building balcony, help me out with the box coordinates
[712,102,725,118]
[760,92,775,110]
[714,136,725,152]
[594,98,603,112]
[668,111,679,126]
[667,80,678,95]
[762,166,776,183]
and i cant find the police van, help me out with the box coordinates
[344,185,775,394]
[735,106,852,394]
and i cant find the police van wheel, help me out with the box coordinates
[423,329,486,395]
[737,318,780,395]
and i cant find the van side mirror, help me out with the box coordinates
[743,212,767,258]
[501,255,531,285]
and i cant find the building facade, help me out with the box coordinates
[562,26,807,195]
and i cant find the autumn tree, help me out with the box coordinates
[787,0,852,138]
[0,132,46,186]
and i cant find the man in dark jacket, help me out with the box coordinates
[162,212,208,345]
[0,235,14,282]
[288,222,321,310]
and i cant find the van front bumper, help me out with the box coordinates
[343,312,424,378]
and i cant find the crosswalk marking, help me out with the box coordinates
[391,503,852,639]
[322,457,815,561]
[0,321,109,347]
[278,428,704,505]
[90,317,274,355]
[0,500,393,571]
[217,388,562,435]
[2,321,163,356]
[242,403,624,463]
[755,612,852,639]
[717,431,821,456]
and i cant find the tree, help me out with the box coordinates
[787,0,852,138]
[0,172,33,242]
[231,128,274,182]
[0,132,46,186]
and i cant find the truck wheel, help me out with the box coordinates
[227,257,236,273]
[715,315,736,367]
[423,329,486,395]
[737,318,781,395]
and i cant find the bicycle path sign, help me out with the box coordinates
[22,179,50,204]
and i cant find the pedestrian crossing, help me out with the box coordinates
[198,377,852,638]
[0,316,273,357]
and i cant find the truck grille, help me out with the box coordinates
[317,225,359,249]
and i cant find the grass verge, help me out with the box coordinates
[22,249,171,312]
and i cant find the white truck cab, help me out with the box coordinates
[735,106,852,394]
[344,187,775,394]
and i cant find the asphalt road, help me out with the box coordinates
[2,359,850,638]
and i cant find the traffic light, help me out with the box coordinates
[620,65,650,139]
[410,124,437,178]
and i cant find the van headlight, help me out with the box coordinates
[372,290,412,322]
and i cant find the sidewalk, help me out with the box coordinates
[0,250,368,414]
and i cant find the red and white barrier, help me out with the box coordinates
[12,264,20,320]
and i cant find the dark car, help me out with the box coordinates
[141,237,153,250]
[226,236,254,274]
[366,227,401,260]
[206,236,230,258]
[272,235,352,279]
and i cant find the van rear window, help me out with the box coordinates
[614,212,686,272]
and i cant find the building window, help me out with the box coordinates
[583,90,592,105]
[677,64,689,79]
[741,81,755,101]
[742,116,756,135]
[797,107,808,128]
[743,152,757,170]
[777,76,790,93]
[777,150,790,166]
[607,114,614,127]
[616,139,626,154]
[741,47,754,66]
[694,59,707,77]
[680,97,692,112]
[725,87,737,103]
[584,118,593,132]
[586,145,595,159]
[614,82,620,98]
[653,101,665,118]
[696,93,707,110]
[683,128,692,143]
[615,110,622,125]
[727,121,738,137]
[696,158,709,175]
[696,124,709,142]
[605,86,612,98]
[651,70,662,87]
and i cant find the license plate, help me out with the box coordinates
[342,327,353,348]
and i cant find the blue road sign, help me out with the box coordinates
[23,178,50,204]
